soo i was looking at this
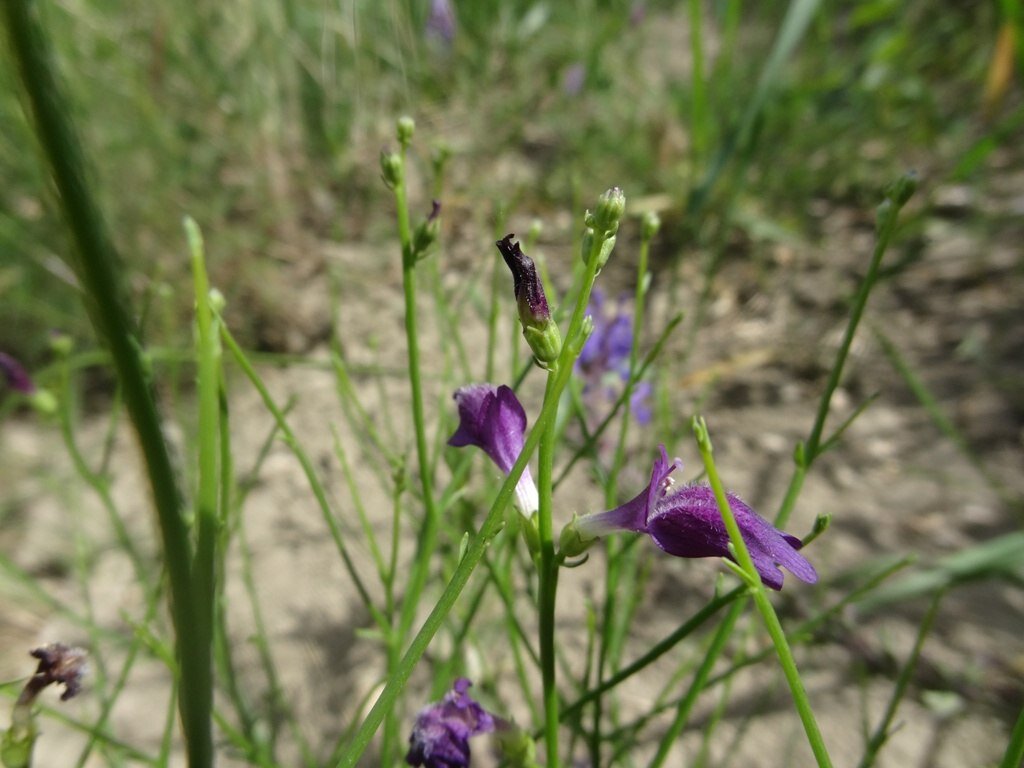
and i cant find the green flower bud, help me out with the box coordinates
[494,724,539,768]
[208,288,226,313]
[592,186,625,234]
[641,210,661,242]
[396,116,415,147]
[431,143,451,176]
[29,390,57,416]
[579,228,595,266]
[380,149,402,189]
[412,200,442,259]
[48,332,73,357]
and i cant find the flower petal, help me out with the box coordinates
[647,485,817,590]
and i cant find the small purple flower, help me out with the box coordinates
[406,678,495,768]
[23,644,88,703]
[576,446,818,590]
[449,384,539,514]
[425,0,457,48]
[0,351,36,394]
[562,63,586,96]
[576,289,651,425]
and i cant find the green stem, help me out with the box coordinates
[186,218,219,766]
[1000,699,1024,768]
[394,143,442,645]
[558,587,743,726]
[856,589,944,768]
[694,417,833,768]
[334,196,617,768]
[647,599,745,768]
[2,4,210,764]
[804,176,915,460]
[538,373,561,768]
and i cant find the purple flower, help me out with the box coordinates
[449,384,538,514]
[406,678,495,768]
[576,446,818,590]
[495,234,561,367]
[22,644,88,703]
[576,289,651,425]
[425,0,457,47]
[0,351,36,394]
[562,63,586,96]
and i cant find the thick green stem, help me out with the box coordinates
[2,3,210,764]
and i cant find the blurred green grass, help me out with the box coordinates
[0,0,1017,367]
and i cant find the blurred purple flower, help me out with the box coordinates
[406,678,495,768]
[24,644,88,703]
[425,0,457,47]
[0,351,36,394]
[629,1,647,26]
[562,63,586,96]
[448,384,539,514]
[576,446,818,589]
[576,288,651,425]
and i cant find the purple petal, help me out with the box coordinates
[575,445,681,538]
[647,485,817,590]
[407,679,495,768]
[448,384,527,475]
[0,352,36,394]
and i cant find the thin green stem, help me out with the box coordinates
[648,599,745,768]
[2,4,209,763]
[186,218,219,767]
[394,142,442,646]
[805,176,915,460]
[220,325,388,631]
[857,589,944,768]
[334,193,618,768]
[694,417,833,768]
[558,587,743,726]
[538,372,561,768]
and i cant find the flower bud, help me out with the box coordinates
[412,200,442,259]
[48,332,73,357]
[396,116,415,148]
[0,352,35,394]
[592,186,625,234]
[380,149,402,189]
[496,234,562,368]
[29,390,57,416]
[208,288,226,314]
[641,210,661,242]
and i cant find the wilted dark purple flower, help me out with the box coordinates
[449,384,538,514]
[576,288,651,425]
[496,235,561,366]
[576,446,818,589]
[0,351,36,394]
[496,235,550,329]
[406,678,495,768]
[425,0,457,47]
[23,644,88,703]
